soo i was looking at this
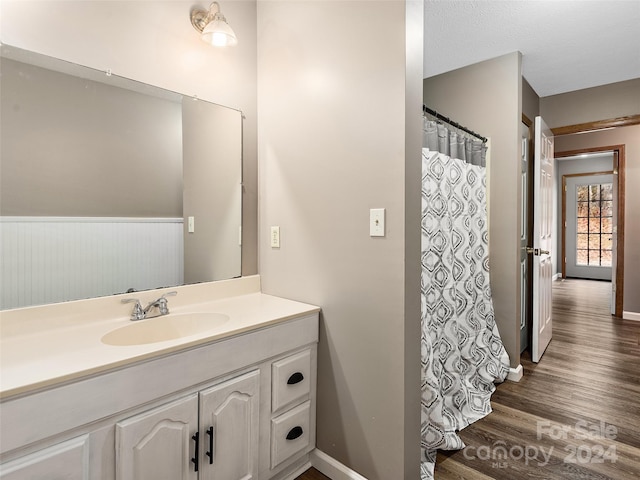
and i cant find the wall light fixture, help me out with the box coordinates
[190,2,238,47]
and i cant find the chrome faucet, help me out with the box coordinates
[122,291,177,321]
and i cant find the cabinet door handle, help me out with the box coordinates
[206,426,214,464]
[286,426,304,440]
[191,432,199,472]
[287,372,304,385]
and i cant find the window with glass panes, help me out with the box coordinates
[576,183,613,266]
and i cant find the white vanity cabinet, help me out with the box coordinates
[116,370,260,480]
[0,310,318,480]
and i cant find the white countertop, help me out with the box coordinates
[0,276,319,399]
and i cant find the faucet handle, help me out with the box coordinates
[122,298,145,320]
[158,291,178,315]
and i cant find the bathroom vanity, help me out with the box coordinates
[0,276,320,480]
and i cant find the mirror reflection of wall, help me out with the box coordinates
[182,98,242,285]
[0,46,242,310]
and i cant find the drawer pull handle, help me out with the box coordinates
[191,432,199,472]
[206,426,214,464]
[286,426,304,440]
[287,372,304,385]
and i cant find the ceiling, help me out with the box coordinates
[423,0,640,98]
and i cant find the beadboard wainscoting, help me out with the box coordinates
[0,217,183,309]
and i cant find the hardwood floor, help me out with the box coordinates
[295,467,331,480]
[435,278,640,479]
[296,279,640,480]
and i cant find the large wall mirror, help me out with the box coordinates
[0,45,242,310]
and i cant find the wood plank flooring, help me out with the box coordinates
[435,278,640,479]
[295,467,331,480]
[296,279,640,479]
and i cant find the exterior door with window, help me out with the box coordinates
[565,175,613,281]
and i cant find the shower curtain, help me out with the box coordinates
[420,119,510,479]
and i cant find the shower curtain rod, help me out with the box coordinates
[422,105,487,143]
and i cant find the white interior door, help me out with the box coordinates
[532,116,554,363]
[520,122,530,353]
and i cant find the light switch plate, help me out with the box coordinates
[370,208,385,237]
[188,216,195,233]
[270,226,280,248]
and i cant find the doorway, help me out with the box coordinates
[521,140,626,360]
[556,146,625,318]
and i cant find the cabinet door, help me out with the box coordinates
[0,435,89,480]
[116,394,198,480]
[199,370,260,480]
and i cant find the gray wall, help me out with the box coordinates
[1,58,182,217]
[542,80,640,315]
[522,76,540,121]
[257,1,422,478]
[540,78,640,126]
[423,52,523,368]
[182,99,242,283]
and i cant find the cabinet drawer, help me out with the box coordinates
[270,401,311,469]
[271,349,311,413]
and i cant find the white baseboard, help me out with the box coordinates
[552,273,560,281]
[311,449,368,480]
[622,311,640,321]
[507,364,523,382]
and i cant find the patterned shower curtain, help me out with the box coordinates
[420,119,510,479]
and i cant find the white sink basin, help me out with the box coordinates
[101,312,230,346]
